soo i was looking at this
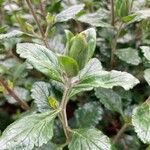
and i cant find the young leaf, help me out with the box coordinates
[0,110,59,149]
[74,102,103,128]
[95,87,123,115]
[140,46,150,62]
[70,58,139,97]
[115,48,141,65]
[31,82,54,112]
[58,55,79,77]
[17,43,61,81]
[68,128,112,150]
[144,69,150,86]
[55,4,84,22]
[132,100,150,144]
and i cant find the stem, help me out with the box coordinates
[110,23,123,69]
[110,0,115,26]
[59,79,72,141]
[113,123,129,144]
[25,0,50,49]
[0,78,30,110]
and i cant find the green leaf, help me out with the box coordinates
[5,87,30,104]
[68,128,112,150]
[77,9,111,28]
[140,46,150,62]
[0,30,23,40]
[132,100,150,144]
[95,87,123,115]
[144,69,150,85]
[58,55,79,77]
[34,141,57,150]
[74,102,103,128]
[31,82,53,112]
[17,43,61,81]
[56,4,85,22]
[70,58,139,97]
[0,110,59,149]
[115,48,141,65]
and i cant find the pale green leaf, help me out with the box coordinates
[70,58,139,97]
[0,110,59,149]
[5,87,30,104]
[17,43,61,81]
[74,102,103,127]
[31,82,53,112]
[115,48,141,65]
[0,30,23,40]
[34,141,57,150]
[144,69,150,85]
[132,100,150,144]
[140,46,150,62]
[95,87,123,115]
[56,4,84,22]
[68,128,112,150]
[77,9,111,28]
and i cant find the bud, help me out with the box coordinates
[48,96,59,109]
[46,13,55,25]
[115,0,133,18]
[64,28,96,70]
[67,33,88,69]
[25,22,34,32]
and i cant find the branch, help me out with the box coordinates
[110,0,115,26]
[59,79,72,141]
[0,77,30,111]
[113,123,129,144]
[25,0,50,49]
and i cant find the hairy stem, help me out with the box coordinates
[59,79,72,141]
[0,78,30,110]
[113,123,129,144]
[25,0,50,49]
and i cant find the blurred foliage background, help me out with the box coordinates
[0,0,150,149]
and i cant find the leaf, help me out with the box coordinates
[140,46,150,62]
[5,87,30,104]
[95,87,123,115]
[144,69,150,86]
[77,9,111,28]
[70,58,139,97]
[31,82,53,112]
[56,4,84,22]
[74,102,103,128]
[115,48,141,65]
[0,110,59,149]
[132,100,150,144]
[17,43,61,81]
[68,128,112,150]
[123,9,150,24]
[0,30,23,40]
[58,55,79,77]
[34,141,57,150]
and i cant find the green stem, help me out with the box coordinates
[110,0,115,26]
[59,79,72,141]
[110,23,123,69]
[113,123,129,144]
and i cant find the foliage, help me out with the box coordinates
[0,0,150,149]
